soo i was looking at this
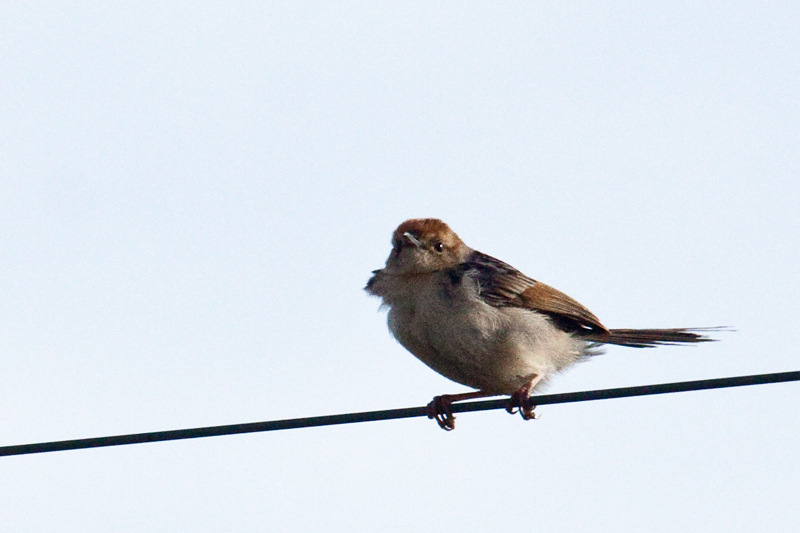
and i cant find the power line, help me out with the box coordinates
[1,370,798,458]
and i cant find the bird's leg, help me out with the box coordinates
[506,375,542,420]
[426,391,493,431]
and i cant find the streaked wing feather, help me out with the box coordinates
[519,283,607,332]
[467,251,607,332]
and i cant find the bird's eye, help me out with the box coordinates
[433,241,444,253]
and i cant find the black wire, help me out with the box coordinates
[1,370,798,458]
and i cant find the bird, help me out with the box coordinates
[365,218,717,430]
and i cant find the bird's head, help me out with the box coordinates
[382,218,470,275]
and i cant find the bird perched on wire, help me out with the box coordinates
[365,218,716,430]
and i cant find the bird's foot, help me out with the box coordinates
[426,395,457,431]
[506,385,538,421]
[426,391,493,431]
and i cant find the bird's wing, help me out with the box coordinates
[465,251,608,333]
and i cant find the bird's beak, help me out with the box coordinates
[403,232,423,248]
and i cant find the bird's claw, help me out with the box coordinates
[426,395,456,431]
[506,390,538,421]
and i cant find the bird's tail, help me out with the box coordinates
[583,327,723,348]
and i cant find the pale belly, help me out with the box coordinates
[388,300,587,395]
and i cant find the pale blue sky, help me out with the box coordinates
[1,2,798,531]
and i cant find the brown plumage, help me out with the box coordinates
[366,218,720,430]
[581,328,713,348]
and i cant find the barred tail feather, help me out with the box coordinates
[584,327,722,348]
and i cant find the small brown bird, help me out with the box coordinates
[366,218,716,430]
